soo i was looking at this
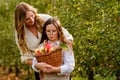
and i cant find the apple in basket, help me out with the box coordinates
[45,43,52,53]
[35,49,41,56]
[49,47,54,53]
[39,46,44,54]
[50,45,59,52]
[35,46,44,55]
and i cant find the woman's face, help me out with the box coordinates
[25,11,35,26]
[46,24,58,42]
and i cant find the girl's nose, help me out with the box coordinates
[49,32,54,35]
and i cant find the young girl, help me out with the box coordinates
[32,17,75,80]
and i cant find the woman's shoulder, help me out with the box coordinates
[37,14,52,21]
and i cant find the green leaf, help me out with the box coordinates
[60,43,68,50]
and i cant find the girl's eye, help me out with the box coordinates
[53,30,57,32]
[46,30,50,32]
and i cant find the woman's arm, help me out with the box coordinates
[62,27,74,41]
[38,14,52,22]
[15,31,33,65]
[62,27,74,49]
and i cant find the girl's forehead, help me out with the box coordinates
[46,24,56,29]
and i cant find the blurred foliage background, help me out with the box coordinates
[0,0,120,80]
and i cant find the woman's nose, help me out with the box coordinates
[30,17,34,22]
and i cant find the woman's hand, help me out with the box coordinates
[25,59,33,66]
[66,40,73,49]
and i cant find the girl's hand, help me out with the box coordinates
[46,66,60,73]
[35,62,52,73]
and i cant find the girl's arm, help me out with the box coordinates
[32,57,40,72]
[32,57,53,73]
[46,48,75,75]
[59,49,75,75]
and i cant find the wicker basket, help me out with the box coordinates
[35,48,62,67]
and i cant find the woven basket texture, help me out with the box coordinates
[35,48,62,67]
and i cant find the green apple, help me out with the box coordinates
[39,46,44,54]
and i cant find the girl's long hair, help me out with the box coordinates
[15,2,44,54]
[40,17,66,44]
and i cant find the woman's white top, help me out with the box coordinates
[15,14,74,63]
[32,40,75,80]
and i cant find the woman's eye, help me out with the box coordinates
[31,14,34,17]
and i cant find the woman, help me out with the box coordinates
[32,17,75,80]
[14,2,73,80]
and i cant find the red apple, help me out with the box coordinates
[35,49,41,56]
[45,43,52,52]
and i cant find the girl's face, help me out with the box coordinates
[46,24,58,42]
[25,11,35,26]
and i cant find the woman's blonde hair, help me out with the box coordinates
[15,2,44,54]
